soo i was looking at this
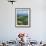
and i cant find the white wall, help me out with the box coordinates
[0,0,46,42]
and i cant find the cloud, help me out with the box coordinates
[17,9,28,14]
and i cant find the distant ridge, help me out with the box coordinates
[17,14,28,16]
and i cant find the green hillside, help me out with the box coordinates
[17,16,28,25]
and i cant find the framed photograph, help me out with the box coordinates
[15,8,31,28]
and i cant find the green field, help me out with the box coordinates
[17,15,28,25]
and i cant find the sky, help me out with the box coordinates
[17,9,28,15]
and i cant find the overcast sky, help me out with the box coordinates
[17,9,28,15]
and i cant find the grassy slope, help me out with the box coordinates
[17,16,28,25]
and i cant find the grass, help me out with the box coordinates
[17,15,28,25]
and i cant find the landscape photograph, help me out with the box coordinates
[17,9,28,25]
